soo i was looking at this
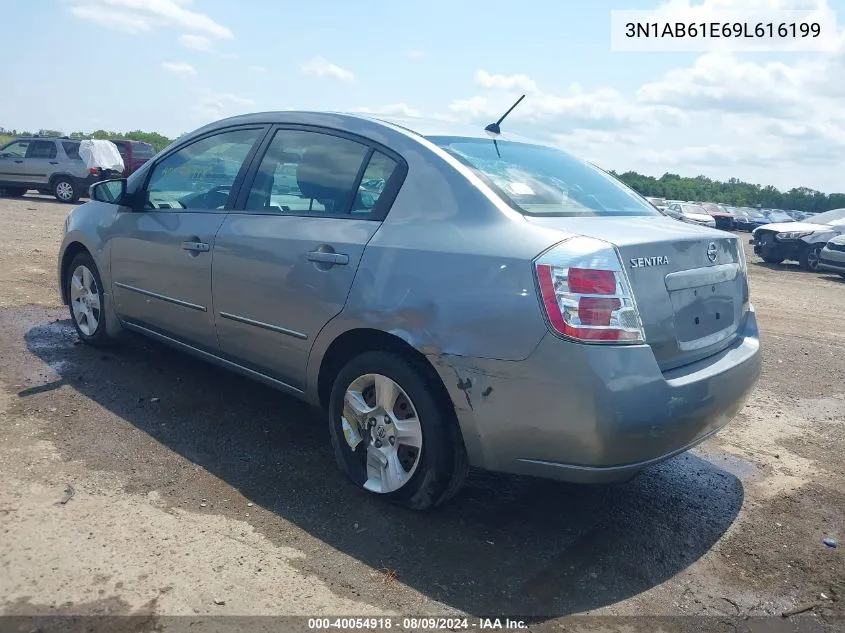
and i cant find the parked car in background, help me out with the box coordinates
[57,111,761,509]
[666,202,717,228]
[0,136,97,202]
[819,234,845,278]
[734,208,767,231]
[645,196,668,212]
[751,207,845,271]
[787,210,808,221]
[701,203,735,230]
[108,139,155,176]
[764,210,794,225]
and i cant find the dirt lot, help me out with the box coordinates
[0,195,842,629]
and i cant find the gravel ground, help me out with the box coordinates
[0,195,842,630]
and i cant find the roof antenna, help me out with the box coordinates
[484,94,525,157]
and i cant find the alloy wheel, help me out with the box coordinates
[56,181,74,201]
[70,265,101,336]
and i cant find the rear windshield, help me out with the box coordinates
[131,142,155,158]
[681,204,707,215]
[427,136,658,217]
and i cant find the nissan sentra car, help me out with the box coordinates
[57,111,761,509]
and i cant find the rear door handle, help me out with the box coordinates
[306,251,349,265]
[14,160,23,163]
[181,241,210,252]
[49,161,59,164]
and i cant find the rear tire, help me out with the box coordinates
[799,244,824,272]
[328,351,465,510]
[66,252,111,347]
[53,177,80,203]
[760,255,784,264]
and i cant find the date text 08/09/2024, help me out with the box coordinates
[624,21,821,38]
[307,617,528,630]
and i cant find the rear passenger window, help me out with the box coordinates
[62,142,81,160]
[27,141,57,159]
[354,151,399,214]
[245,129,371,216]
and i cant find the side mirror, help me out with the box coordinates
[90,178,126,204]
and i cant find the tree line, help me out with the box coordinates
[611,170,845,214]
[0,127,173,152]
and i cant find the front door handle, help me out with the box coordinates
[49,161,59,165]
[181,241,210,252]
[14,160,23,163]
[306,251,349,265]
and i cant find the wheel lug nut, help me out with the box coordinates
[374,439,382,448]
[389,436,395,446]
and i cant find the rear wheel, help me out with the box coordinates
[760,255,784,264]
[53,177,79,203]
[799,244,824,272]
[328,351,465,510]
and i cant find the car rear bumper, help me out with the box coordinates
[429,309,761,483]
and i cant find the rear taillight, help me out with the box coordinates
[534,236,645,343]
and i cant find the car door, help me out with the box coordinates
[23,140,60,186]
[110,126,267,351]
[211,126,406,390]
[0,140,33,183]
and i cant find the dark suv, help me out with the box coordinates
[108,139,155,176]
[0,137,98,202]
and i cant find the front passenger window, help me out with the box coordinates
[144,128,262,211]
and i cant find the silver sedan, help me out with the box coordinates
[58,111,761,509]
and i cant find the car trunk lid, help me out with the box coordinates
[526,215,749,370]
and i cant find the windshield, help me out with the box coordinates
[809,208,845,225]
[427,136,658,217]
[767,211,793,222]
[680,204,707,215]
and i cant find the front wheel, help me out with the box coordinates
[53,177,80,203]
[799,244,824,272]
[66,252,111,347]
[328,351,466,510]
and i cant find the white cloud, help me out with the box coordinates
[161,61,197,75]
[70,0,232,39]
[179,34,212,51]
[353,103,422,117]
[192,93,256,122]
[449,73,686,131]
[474,69,539,94]
[300,56,355,82]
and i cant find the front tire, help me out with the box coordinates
[799,244,824,272]
[328,351,465,510]
[53,177,79,203]
[760,255,784,264]
[66,252,111,347]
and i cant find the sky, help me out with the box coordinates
[2,0,844,193]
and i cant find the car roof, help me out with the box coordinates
[201,110,548,146]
